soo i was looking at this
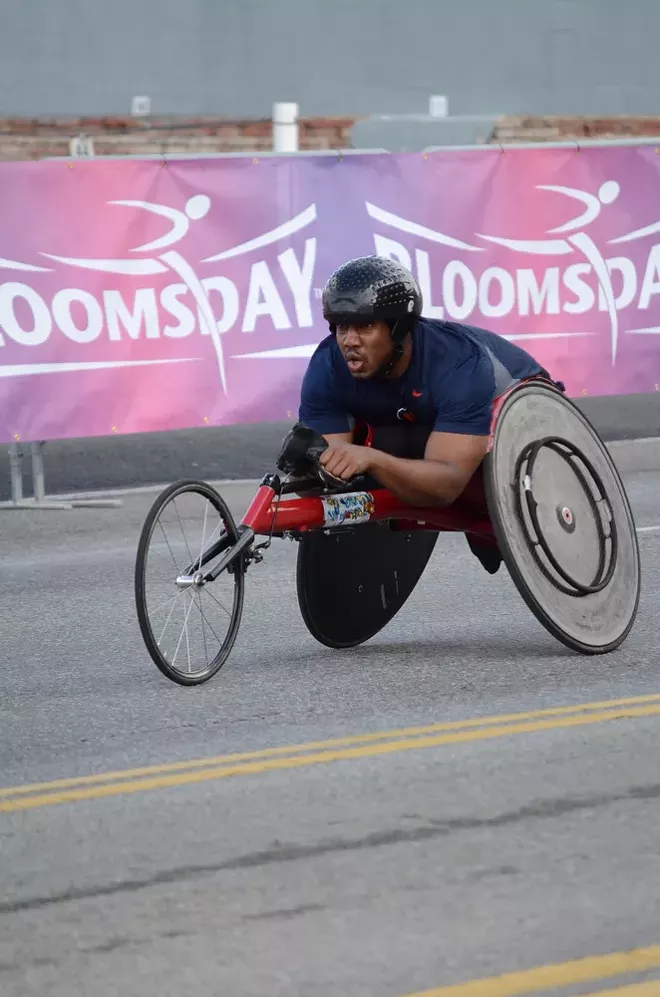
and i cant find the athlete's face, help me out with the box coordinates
[336,320,393,378]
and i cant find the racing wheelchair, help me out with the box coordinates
[134,378,641,686]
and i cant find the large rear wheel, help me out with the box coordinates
[484,383,641,654]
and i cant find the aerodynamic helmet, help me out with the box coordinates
[321,256,423,343]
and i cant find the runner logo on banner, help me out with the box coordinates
[366,179,660,369]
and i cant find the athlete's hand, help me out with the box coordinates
[319,443,374,482]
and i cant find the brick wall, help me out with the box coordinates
[4,114,660,160]
[0,115,360,161]
[490,116,660,144]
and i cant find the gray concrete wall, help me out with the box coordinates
[1,392,658,502]
[1,0,658,119]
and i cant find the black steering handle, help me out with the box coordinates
[276,422,370,492]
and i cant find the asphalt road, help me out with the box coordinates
[1,468,660,996]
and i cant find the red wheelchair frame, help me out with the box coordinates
[238,379,519,543]
[241,472,493,539]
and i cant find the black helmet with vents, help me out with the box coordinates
[321,256,423,342]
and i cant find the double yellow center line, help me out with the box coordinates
[402,943,660,996]
[3,692,660,814]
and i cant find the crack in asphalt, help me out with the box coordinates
[2,780,659,916]
[242,903,326,922]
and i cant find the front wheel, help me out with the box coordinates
[135,479,246,685]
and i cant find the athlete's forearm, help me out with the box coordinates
[367,450,463,507]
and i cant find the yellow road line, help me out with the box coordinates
[2,701,660,814]
[400,943,660,996]
[590,983,660,996]
[2,691,660,800]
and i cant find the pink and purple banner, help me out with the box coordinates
[1,144,660,443]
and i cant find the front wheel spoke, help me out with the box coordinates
[201,583,234,620]
[188,589,226,648]
[172,498,193,564]
[150,589,183,618]
[152,542,188,566]
[197,590,209,667]
[184,597,192,673]
[157,588,186,645]
[189,590,209,667]
[157,519,181,572]
[171,592,197,668]
[198,501,209,573]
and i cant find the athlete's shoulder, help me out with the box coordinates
[307,333,340,364]
[418,315,542,374]
[414,316,486,371]
[300,334,350,404]
[302,334,342,380]
[410,320,498,434]
[415,316,453,337]
[415,315,486,347]
[418,316,490,342]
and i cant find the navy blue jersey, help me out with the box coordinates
[298,317,545,437]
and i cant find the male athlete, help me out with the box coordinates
[297,255,559,575]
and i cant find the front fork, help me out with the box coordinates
[175,474,281,589]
